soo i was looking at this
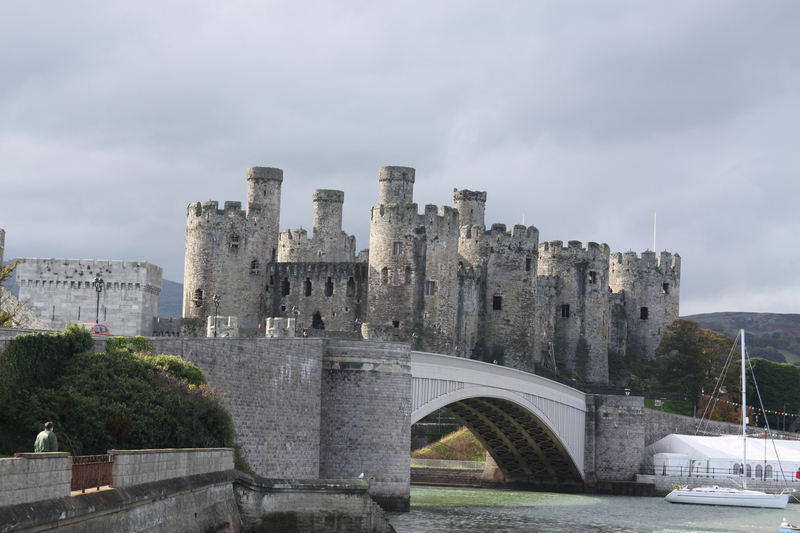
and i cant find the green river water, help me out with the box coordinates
[387,486,800,532]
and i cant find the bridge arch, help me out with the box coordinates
[411,352,586,485]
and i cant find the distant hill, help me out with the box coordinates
[158,279,183,318]
[683,312,800,365]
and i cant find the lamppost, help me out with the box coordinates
[93,277,104,323]
[212,294,220,337]
[292,306,299,337]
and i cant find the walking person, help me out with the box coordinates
[34,422,58,452]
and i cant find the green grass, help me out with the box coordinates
[644,399,694,416]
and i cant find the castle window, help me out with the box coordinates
[229,235,240,249]
[193,289,203,307]
[304,278,312,297]
[561,304,570,318]
[346,277,356,297]
[640,307,649,320]
[525,257,532,272]
[588,271,598,284]
[493,295,503,311]
[281,277,290,296]
[250,259,261,275]
[271,248,276,262]
[392,242,403,255]
[381,268,389,285]
[425,280,437,296]
[312,312,325,330]
[392,320,400,338]
[405,267,413,285]
[325,277,334,296]
[391,269,400,286]
[662,283,670,294]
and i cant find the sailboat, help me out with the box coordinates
[664,330,792,509]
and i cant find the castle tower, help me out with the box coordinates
[278,189,356,263]
[537,240,610,383]
[609,250,681,359]
[183,167,281,330]
[378,166,415,205]
[367,166,460,354]
[463,223,539,371]
[453,189,486,228]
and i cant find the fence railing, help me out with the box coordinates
[410,458,485,470]
[71,454,114,492]
[642,463,799,482]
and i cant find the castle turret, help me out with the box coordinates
[278,190,357,262]
[183,167,281,330]
[609,250,681,359]
[368,167,460,353]
[378,166,415,205]
[453,189,487,228]
[537,240,610,383]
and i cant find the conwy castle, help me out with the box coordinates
[183,166,681,384]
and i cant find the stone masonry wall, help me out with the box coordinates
[0,452,71,507]
[110,448,234,488]
[320,340,412,512]
[149,338,323,479]
[585,395,646,483]
[15,258,162,336]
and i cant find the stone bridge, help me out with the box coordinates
[410,351,586,484]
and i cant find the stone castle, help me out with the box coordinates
[183,166,681,383]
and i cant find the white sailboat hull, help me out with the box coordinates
[665,486,789,509]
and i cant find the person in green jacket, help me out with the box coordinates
[34,422,58,452]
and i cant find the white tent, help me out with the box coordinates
[646,434,800,478]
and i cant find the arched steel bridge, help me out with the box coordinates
[411,351,587,484]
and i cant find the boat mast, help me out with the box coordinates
[741,329,747,489]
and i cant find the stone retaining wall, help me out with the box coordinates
[110,448,234,488]
[0,453,71,507]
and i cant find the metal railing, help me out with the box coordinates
[641,463,799,482]
[71,454,114,492]
[410,458,485,470]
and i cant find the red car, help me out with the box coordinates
[77,323,112,335]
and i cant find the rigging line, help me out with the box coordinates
[696,332,740,435]
[745,345,793,489]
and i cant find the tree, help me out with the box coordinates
[0,260,20,327]
[655,319,734,413]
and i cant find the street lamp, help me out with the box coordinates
[292,306,299,337]
[93,277,104,323]
[212,294,220,337]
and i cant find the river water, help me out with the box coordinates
[387,486,799,532]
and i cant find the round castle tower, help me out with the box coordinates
[537,240,610,383]
[367,166,460,354]
[183,167,282,330]
[278,190,356,262]
[609,250,681,359]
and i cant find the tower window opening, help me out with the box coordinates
[381,268,389,285]
[525,257,532,272]
[325,277,334,296]
[588,271,598,284]
[391,269,400,286]
[229,235,240,249]
[405,267,413,285]
[250,259,261,275]
[346,277,356,297]
[561,304,570,318]
[193,289,203,307]
[304,278,312,297]
[640,306,649,320]
[493,295,503,311]
[392,241,403,255]
[281,277,290,296]
[662,283,670,294]
[425,280,437,296]
[392,320,400,338]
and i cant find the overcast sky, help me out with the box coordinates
[2,1,798,317]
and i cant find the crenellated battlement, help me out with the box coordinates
[187,200,250,223]
[460,223,539,251]
[539,240,610,261]
[610,250,681,271]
